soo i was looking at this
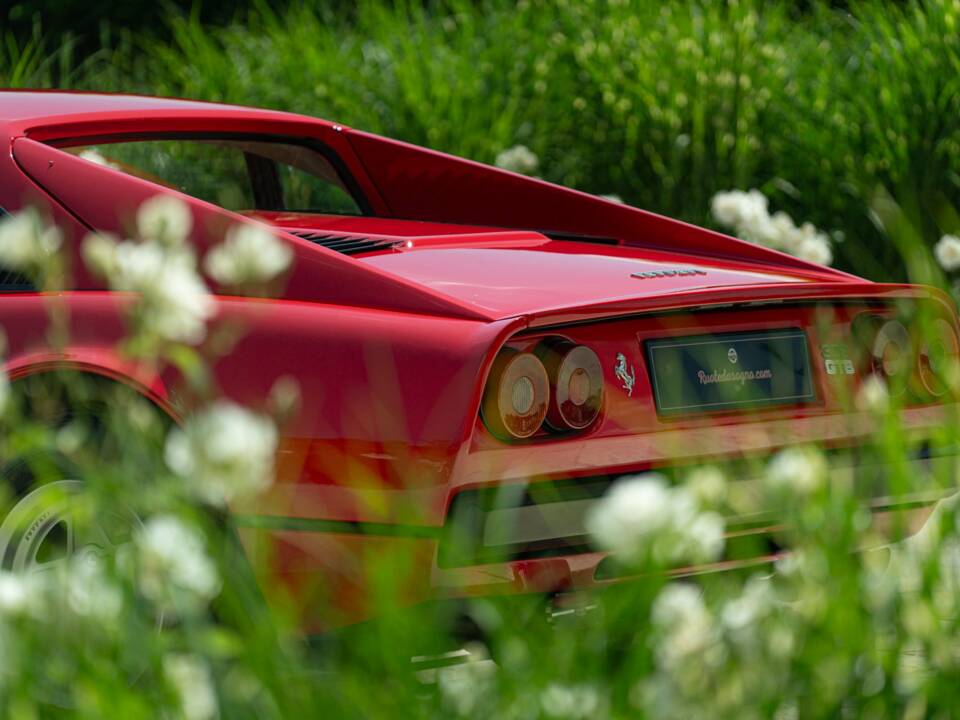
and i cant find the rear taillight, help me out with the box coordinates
[538,341,604,431]
[919,318,960,396]
[870,319,913,394]
[853,312,960,400]
[481,351,549,439]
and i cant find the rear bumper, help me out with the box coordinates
[433,447,958,593]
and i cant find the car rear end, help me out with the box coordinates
[435,283,960,598]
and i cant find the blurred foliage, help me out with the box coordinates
[4,0,960,280]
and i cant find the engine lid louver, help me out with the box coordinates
[287,230,402,256]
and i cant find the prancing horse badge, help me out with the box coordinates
[614,353,636,396]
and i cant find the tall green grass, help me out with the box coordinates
[99,0,952,282]
[7,1,960,280]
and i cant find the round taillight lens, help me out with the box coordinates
[539,342,604,431]
[871,319,912,392]
[481,351,549,439]
[919,318,960,396]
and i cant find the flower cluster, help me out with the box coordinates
[0,206,63,272]
[164,400,279,506]
[84,194,295,345]
[204,223,293,286]
[764,445,828,498]
[711,189,834,266]
[134,514,221,614]
[163,653,219,720]
[494,144,540,175]
[586,472,725,567]
[83,196,214,345]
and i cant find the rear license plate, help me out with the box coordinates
[645,329,816,416]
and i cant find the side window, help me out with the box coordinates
[66,138,363,216]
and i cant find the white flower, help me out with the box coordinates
[711,189,767,229]
[78,148,119,170]
[81,232,120,277]
[935,234,960,272]
[856,375,890,414]
[768,211,801,251]
[436,643,497,717]
[165,401,278,506]
[765,446,827,497]
[796,234,833,266]
[0,207,62,271]
[0,572,33,615]
[135,515,220,611]
[587,474,724,566]
[65,556,123,621]
[85,234,215,345]
[710,189,834,265]
[587,474,672,554]
[495,145,539,175]
[685,466,727,508]
[204,223,293,286]
[163,653,219,720]
[651,583,705,629]
[721,575,774,632]
[136,195,193,247]
[651,584,717,669]
[598,194,624,204]
[541,683,602,719]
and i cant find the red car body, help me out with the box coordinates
[0,91,955,631]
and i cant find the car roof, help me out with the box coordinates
[0,89,292,124]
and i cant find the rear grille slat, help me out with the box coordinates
[287,229,401,256]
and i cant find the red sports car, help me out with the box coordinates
[0,91,955,632]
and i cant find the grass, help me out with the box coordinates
[61,0,954,282]
[8,0,960,280]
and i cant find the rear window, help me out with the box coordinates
[66,137,363,216]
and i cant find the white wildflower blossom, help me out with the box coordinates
[163,653,219,720]
[935,234,960,272]
[685,466,727,508]
[769,211,801,251]
[721,575,775,633]
[796,234,833,266]
[0,207,63,271]
[65,556,123,621]
[765,446,827,497]
[83,232,215,345]
[135,515,220,611]
[651,584,718,670]
[78,148,119,170]
[540,683,603,719]
[711,189,767,229]
[587,474,724,566]
[436,643,497,717]
[710,189,834,265]
[164,401,278,506]
[81,232,121,277]
[0,571,35,615]
[598,194,624,204]
[855,375,890,414]
[204,223,293,286]
[495,144,539,175]
[136,194,193,247]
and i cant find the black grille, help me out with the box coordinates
[287,230,401,256]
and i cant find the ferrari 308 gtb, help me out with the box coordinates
[0,91,956,631]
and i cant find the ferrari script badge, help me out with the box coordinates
[614,353,636,396]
